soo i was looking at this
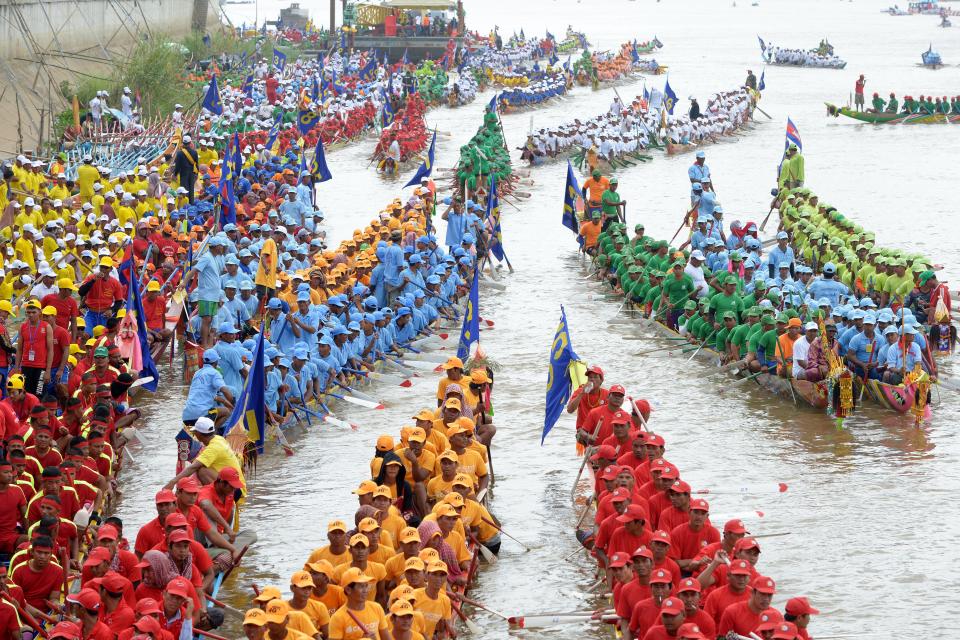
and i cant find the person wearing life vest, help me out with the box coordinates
[13,301,54,396]
[77,257,125,335]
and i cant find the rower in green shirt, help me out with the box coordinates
[713,312,739,353]
[708,275,745,327]
[660,261,696,329]
[601,178,626,225]
[730,308,761,360]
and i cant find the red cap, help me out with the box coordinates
[98,571,127,594]
[650,530,671,546]
[600,466,621,481]
[669,480,691,494]
[659,597,684,616]
[165,576,192,598]
[649,568,672,584]
[755,609,784,632]
[155,489,176,504]
[96,525,119,541]
[164,512,189,528]
[608,552,630,568]
[218,467,243,488]
[587,365,604,376]
[66,588,100,611]
[610,416,631,426]
[631,545,653,560]
[729,559,753,575]
[677,623,706,640]
[772,621,798,639]
[134,617,162,634]
[589,445,618,462]
[646,434,665,446]
[784,597,819,616]
[660,466,679,481]
[751,576,776,594]
[678,578,701,593]
[135,598,162,615]
[689,498,709,512]
[609,384,626,395]
[49,622,82,640]
[724,519,748,534]
[168,530,192,544]
[82,546,111,567]
[176,477,201,493]
[615,504,648,523]
[734,537,760,553]
[610,488,630,503]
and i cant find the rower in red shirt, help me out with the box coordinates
[159,577,195,640]
[92,572,135,636]
[26,467,80,523]
[703,558,752,623]
[627,570,673,639]
[588,445,619,495]
[65,588,113,640]
[40,281,80,333]
[695,519,747,572]
[717,576,779,637]
[2,376,39,423]
[649,530,680,590]
[579,384,629,446]
[669,499,719,572]
[10,535,64,611]
[614,545,654,623]
[142,281,171,336]
[635,433,665,485]
[657,480,697,533]
[675,578,716,639]
[24,424,63,473]
[617,432,651,472]
[148,512,214,587]
[173,478,238,556]
[197,468,242,535]
[593,488,630,555]
[700,536,761,591]
[0,459,26,554]
[605,505,651,564]
[600,418,639,456]
[783,596,820,640]
[638,595,686,640]
[94,525,141,583]
[647,467,680,529]
[77,258,125,330]
[134,490,178,557]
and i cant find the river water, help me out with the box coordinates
[115,0,960,636]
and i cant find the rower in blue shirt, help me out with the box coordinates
[767,231,796,279]
[400,255,427,296]
[806,262,849,306]
[182,351,234,423]
[883,325,925,384]
[688,151,711,201]
[847,314,881,380]
[213,323,245,398]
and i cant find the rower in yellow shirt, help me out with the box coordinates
[90,184,106,213]
[115,193,138,227]
[76,156,100,201]
[327,567,388,640]
[47,175,70,202]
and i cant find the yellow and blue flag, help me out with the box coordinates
[485,176,505,262]
[241,73,253,98]
[222,324,267,451]
[663,77,678,115]
[266,114,282,154]
[403,129,435,188]
[119,260,159,392]
[758,69,766,91]
[202,75,223,115]
[562,160,581,235]
[359,57,377,81]
[543,306,580,444]
[456,267,479,359]
[298,108,320,136]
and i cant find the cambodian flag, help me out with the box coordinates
[785,117,802,151]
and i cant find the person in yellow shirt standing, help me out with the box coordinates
[255,225,279,300]
[115,193,138,227]
[306,520,351,568]
[76,156,100,201]
[90,183,105,213]
[327,568,389,640]
[15,229,38,271]
[48,174,70,202]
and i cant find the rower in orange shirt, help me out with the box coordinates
[581,169,610,217]
[775,318,802,377]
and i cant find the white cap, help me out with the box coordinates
[690,250,705,261]
[182,134,192,143]
[93,183,103,191]
[52,199,63,207]
[804,321,818,331]
[193,417,216,434]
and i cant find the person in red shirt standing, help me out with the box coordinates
[131,222,153,262]
[65,588,113,640]
[41,307,71,397]
[578,384,628,446]
[675,578,716,639]
[265,73,279,104]
[142,282,172,345]
[14,302,54,397]
[717,575,778,637]
[566,365,608,451]
[854,74,866,112]
[11,535,64,612]
[41,280,80,334]
[77,257,124,335]
[783,596,819,640]
[640,596,686,640]
[0,460,26,553]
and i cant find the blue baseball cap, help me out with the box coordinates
[203,351,220,363]
[218,322,239,334]
[267,298,283,310]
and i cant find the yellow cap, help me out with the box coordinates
[438,450,459,463]
[389,600,415,617]
[58,278,77,290]
[399,527,421,544]
[6,374,24,390]
[289,571,314,588]
[146,280,161,292]
[372,485,392,500]
[349,533,369,547]
[358,517,379,533]
[263,599,289,624]
[444,492,465,508]
[427,560,449,574]
[407,427,426,443]
[339,567,374,588]
[403,556,425,571]
[305,560,334,577]
[0,301,12,314]
[419,548,440,563]
[99,257,114,268]
[243,609,267,627]
[41,305,57,316]
[435,504,459,518]
[352,480,377,495]
[252,586,281,603]
[327,519,348,532]
[453,473,473,488]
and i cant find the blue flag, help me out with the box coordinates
[550,52,559,66]
[542,306,580,444]
[486,177,505,262]
[240,51,248,68]
[241,74,254,98]
[663,77,678,115]
[202,33,211,47]
[403,130,435,188]
[643,84,650,102]
[222,172,237,224]
[759,69,766,91]
[562,161,581,234]
[758,35,766,52]
[221,323,267,451]
[563,55,571,71]
[359,57,377,81]
[266,114,282,153]
[311,76,320,101]
[310,134,332,182]
[122,260,160,393]
[546,30,555,40]
[631,42,640,63]
[202,75,223,115]
[402,48,409,65]
[382,100,395,127]
[456,267,480,359]
[273,47,287,72]
[298,108,320,135]
[785,117,802,151]
[487,92,499,113]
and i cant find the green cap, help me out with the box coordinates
[634,223,645,231]
[609,177,619,185]
[721,311,736,320]
[919,270,936,285]
[683,300,697,311]
[775,313,789,323]
[94,346,109,358]
[672,260,685,268]
[760,314,776,326]
[592,169,601,178]
[747,307,761,317]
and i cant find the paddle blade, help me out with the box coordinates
[400,379,413,387]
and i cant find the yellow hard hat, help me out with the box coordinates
[146,281,161,292]
[41,305,57,316]
[0,301,12,314]
[58,278,78,291]
[92,325,105,337]
[116,308,127,319]
[6,374,24,390]
[99,257,114,268]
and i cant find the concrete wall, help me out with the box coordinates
[0,0,216,60]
